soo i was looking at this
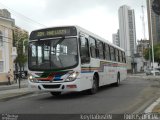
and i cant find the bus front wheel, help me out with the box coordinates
[88,75,99,94]
[50,92,61,96]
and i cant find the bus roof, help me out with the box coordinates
[30,25,124,51]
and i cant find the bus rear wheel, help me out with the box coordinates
[88,75,98,94]
[50,92,61,96]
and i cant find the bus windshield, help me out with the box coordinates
[28,37,78,71]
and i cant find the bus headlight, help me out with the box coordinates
[29,75,33,80]
[28,75,39,83]
[65,71,79,82]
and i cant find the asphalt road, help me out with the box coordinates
[0,77,159,115]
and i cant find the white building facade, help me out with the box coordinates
[118,5,137,71]
[0,9,16,84]
[118,5,137,57]
[112,29,120,47]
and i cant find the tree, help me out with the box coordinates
[13,27,29,75]
[154,44,160,64]
[144,44,160,64]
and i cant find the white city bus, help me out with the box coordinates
[28,26,127,96]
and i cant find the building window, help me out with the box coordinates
[0,61,4,72]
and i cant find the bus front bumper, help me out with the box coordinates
[28,80,81,92]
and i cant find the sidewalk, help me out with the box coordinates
[0,79,33,101]
[129,73,160,113]
[152,98,160,113]
[0,79,28,91]
[128,73,160,80]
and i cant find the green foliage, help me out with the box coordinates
[13,29,29,70]
[144,44,160,64]
[154,44,160,63]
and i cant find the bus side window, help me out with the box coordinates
[105,44,111,60]
[122,52,126,63]
[95,40,99,58]
[89,37,96,58]
[124,53,126,63]
[80,37,90,64]
[115,49,119,62]
[110,46,115,61]
[97,40,104,59]
[119,50,123,63]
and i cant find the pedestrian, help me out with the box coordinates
[7,69,13,85]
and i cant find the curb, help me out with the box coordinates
[0,91,33,101]
[128,75,160,80]
[144,97,160,113]
[0,85,28,91]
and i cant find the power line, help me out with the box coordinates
[0,2,47,28]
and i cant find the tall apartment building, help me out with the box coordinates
[147,0,160,44]
[0,9,16,84]
[112,29,120,47]
[118,5,137,57]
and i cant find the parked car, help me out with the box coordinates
[145,68,160,76]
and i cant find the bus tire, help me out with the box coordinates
[114,73,120,87]
[50,92,61,96]
[88,75,99,94]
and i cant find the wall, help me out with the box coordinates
[0,17,14,84]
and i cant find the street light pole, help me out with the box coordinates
[149,0,155,76]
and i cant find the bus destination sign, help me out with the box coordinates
[30,26,77,40]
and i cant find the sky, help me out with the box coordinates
[0,0,148,43]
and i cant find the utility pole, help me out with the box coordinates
[141,4,147,71]
[149,0,155,76]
